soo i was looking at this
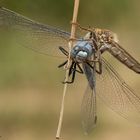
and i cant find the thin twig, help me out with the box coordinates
[55,0,80,139]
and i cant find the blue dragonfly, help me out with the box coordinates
[0,7,140,133]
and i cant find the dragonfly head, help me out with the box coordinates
[70,40,94,62]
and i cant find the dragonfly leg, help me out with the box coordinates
[86,61,102,74]
[63,62,76,84]
[59,46,69,56]
[58,46,71,68]
[58,60,68,68]
[61,61,83,84]
[86,62,94,69]
[68,62,75,76]
[75,63,84,74]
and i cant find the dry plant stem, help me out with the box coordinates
[55,0,80,139]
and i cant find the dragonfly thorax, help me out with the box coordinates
[70,41,94,62]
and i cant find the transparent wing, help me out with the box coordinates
[0,7,70,56]
[96,58,140,124]
[81,63,97,133]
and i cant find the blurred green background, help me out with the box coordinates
[0,0,140,140]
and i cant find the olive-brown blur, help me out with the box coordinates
[0,0,140,140]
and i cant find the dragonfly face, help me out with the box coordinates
[70,40,94,63]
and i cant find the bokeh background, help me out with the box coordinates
[0,0,140,140]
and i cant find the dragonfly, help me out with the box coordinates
[0,7,140,133]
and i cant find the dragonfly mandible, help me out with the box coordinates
[0,7,140,133]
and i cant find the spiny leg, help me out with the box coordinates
[67,63,76,84]
[86,61,102,74]
[58,60,68,68]
[59,46,69,56]
[58,46,69,68]
[76,63,84,74]
[63,62,77,84]
[68,62,84,82]
[58,60,84,74]
[86,62,94,69]
[68,62,84,74]
[62,61,74,84]
[69,61,75,76]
